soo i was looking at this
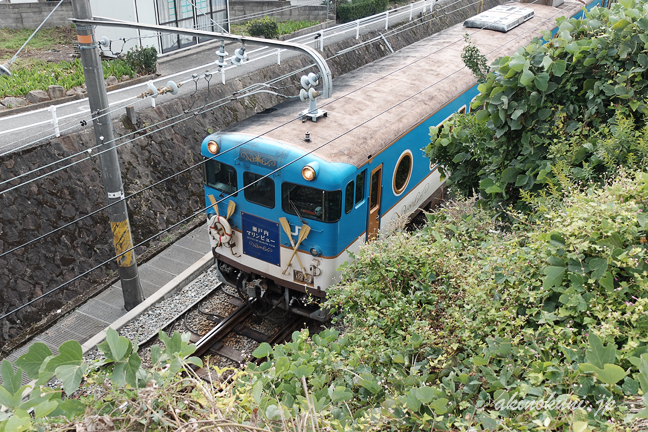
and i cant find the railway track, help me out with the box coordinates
[136,279,307,379]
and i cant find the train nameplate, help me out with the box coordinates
[241,212,280,266]
[240,149,278,168]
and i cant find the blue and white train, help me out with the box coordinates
[200,0,603,319]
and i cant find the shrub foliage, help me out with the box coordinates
[336,0,389,23]
[427,0,648,210]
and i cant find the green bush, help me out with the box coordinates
[247,16,279,39]
[426,0,648,211]
[337,0,389,23]
[124,46,158,75]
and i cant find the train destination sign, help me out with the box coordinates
[240,149,278,168]
[242,212,281,266]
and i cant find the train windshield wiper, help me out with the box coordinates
[289,200,306,224]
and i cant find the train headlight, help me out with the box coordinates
[310,246,321,257]
[302,162,319,181]
[207,140,220,154]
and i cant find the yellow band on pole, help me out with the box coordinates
[110,220,135,267]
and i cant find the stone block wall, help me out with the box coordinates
[0,0,507,350]
[0,1,73,30]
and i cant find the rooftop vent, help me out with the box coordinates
[464,6,534,33]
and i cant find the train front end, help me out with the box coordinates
[201,133,358,320]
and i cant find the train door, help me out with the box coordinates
[368,165,382,240]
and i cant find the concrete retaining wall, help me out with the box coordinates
[0,1,73,30]
[229,1,330,22]
[0,0,507,351]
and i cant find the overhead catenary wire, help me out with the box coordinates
[0,0,548,194]
[0,0,469,156]
[0,0,561,322]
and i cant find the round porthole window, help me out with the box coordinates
[393,151,413,195]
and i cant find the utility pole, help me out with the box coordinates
[72,0,144,310]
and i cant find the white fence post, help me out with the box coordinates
[319,31,324,51]
[221,68,226,85]
[385,10,389,30]
[277,48,281,65]
[356,20,360,39]
[422,0,427,14]
[49,105,60,137]
[410,3,414,20]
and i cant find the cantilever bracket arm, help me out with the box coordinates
[71,16,333,99]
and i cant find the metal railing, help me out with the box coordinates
[0,0,450,143]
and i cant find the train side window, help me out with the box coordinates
[203,159,238,197]
[355,170,366,205]
[282,182,342,223]
[345,181,354,214]
[243,172,275,208]
[393,151,413,195]
[370,171,380,209]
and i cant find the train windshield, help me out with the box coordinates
[281,183,342,223]
[244,172,275,208]
[203,159,238,196]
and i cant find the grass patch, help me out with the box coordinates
[0,26,75,58]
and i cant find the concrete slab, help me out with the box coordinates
[137,264,177,286]
[77,300,124,325]
[159,246,206,265]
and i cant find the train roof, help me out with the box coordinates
[219,1,586,168]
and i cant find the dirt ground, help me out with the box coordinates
[0,26,77,65]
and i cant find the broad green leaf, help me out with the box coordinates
[265,404,282,420]
[534,73,549,92]
[124,352,142,388]
[56,399,86,419]
[585,333,616,369]
[275,356,290,376]
[573,421,590,432]
[252,343,272,359]
[330,385,353,402]
[485,185,502,194]
[538,108,552,121]
[580,363,625,385]
[55,363,87,396]
[0,385,24,410]
[473,355,489,366]
[599,272,614,291]
[293,364,314,378]
[638,357,648,393]
[416,386,436,404]
[501,167,519,184]
[611,18,630,30]
[15,343,52,380]
[106,328,131,361]
[45,341,83,372]
[0,360,22,396]
[543,266,565,289]
[519,68,535,86]
[589,258,608,280]
[1,415,31,432]
[430,398,449,415]
[550,232,565,247]
[252,381,263,404]
[159,331,183,355]
[508,54,527,72]
[406,391,422,411]
[540,55,553,71]
[33,400,59,419]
